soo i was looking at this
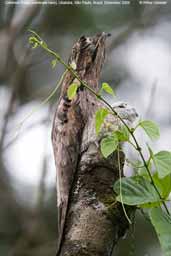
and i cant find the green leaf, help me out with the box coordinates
[139,120,160,140]
[153,173,171,199]
[116,125,129,142]
[100,134,118,158]
[28,31,47,48]
[67,83,78,100]
[95,108,109,135]
[150,207,171,256]
[102,83,115,96]
[153,151,171,179]
[29,36,39,49]
[29,36,36,43]
[114,176,160,206]
[51,59,58,68]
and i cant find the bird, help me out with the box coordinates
[51,32,110,255]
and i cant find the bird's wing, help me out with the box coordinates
[52,96,83,255]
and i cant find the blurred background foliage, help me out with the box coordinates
[0,1,171,255]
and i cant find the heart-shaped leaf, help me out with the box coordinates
[139,120,160,140]
[67,83,78,100]
[95,108,109,135]
[102,82,115,96]
[153,151,171,178]
[150,207,171,256]
[100,133,118,158]
[114,176,160,206]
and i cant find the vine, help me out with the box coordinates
[28,30,171,256]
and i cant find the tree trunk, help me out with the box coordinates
[52,34,137,256]
[58,101,135,256]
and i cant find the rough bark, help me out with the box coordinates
[58,100,136,256]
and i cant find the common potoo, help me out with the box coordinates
[51,32,110,255]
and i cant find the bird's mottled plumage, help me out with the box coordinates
[52,33,110,255]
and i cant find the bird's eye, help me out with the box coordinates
[80,35,86,41]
